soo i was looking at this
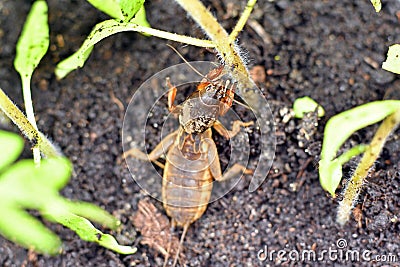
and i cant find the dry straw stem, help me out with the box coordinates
[337,109,400,225]
[0,88,60,158]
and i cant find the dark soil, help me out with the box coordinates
[1,0,399,266]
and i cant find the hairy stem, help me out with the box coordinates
[0,88,60,158]
[174,0,249,75]
[337,109,400,225]
[174,0,263,109]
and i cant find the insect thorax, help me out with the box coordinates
[181,116,216,134]
[179,97,219,134]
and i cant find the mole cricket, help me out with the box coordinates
[126,59,254,266]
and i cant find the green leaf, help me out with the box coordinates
[14,0,49,78]
[52,213,136,254]
[0,158,70,254]
[382,44,400,74]
[56,18,151,79]
[293,96,325,118]
[130,5,151,29]
[0,150,135,255]
[319,100,400,195]
[120,0,145,22]
[0,205,61,255]
[65,201,120,230]
[370,0,382,12]
[86,0,123,19]
[0,158,72,209]
[55,45,94,80]
[0,131,23,172]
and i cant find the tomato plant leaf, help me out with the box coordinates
[14,0,49,78]
[86,0,123,19]
[51,213,136,254]
[64,201,120,230]
[0,205,62,255]
[55,16,150,79]
[120,0,145,22]
[0,131,23,172]
[130,5,151,29]
[0,132,135,255]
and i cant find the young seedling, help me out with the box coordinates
[0,130,136,255]
[14,0,49,165]
[317,0,400,225]
[319,101,400,225]
[55,0,257,100]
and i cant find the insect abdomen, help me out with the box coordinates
[162,154,213,227]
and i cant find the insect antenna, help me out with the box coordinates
[233,98,251,110]
[166,44,211,81]
[172,223,190,267]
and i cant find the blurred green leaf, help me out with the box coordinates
[319,100,400,195]
[293,96,325,118]
[0,131,23,172]
[86,0,123,19]
[14,0,49,79]
[382,44,400,74]
[0,157,71,254]
[120,0,145,22]
[0,131,135,255]
[370,0,382,12]
[0,204,62,255]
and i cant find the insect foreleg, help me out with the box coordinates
[125,130,179,168]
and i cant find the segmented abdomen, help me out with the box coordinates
[162,146,213,227]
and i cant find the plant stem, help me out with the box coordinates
[174,0,249,75]
[132,23,215,48]
[0,87,60,158]
[174,0,263,109]
[337,109,400,225]
[229,0,257,42]
[109,21,215,48]
[21,75,41,165]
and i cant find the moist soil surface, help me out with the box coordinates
[1,1,400,266]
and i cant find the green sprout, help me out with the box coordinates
[0,130,136,255]
[14,0,49,165]
[292,96,325,119]
[319,101,400,225]
[317,0,400,226]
